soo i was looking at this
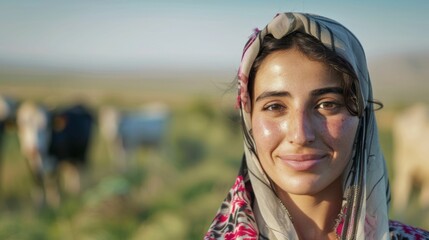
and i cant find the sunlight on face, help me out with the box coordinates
[251,48,359,198]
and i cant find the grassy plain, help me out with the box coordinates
[0,65,428,239]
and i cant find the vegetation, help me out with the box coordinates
[0,92,244,239]
[0,72,428,239]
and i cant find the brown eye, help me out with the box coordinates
[317,101,343,112]
[263,103,286,112]
[318,102,337,110]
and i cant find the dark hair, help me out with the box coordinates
[247,32,364,116]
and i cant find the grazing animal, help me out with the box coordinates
[392,104,429,213]
[16,101,94,207]
[99,102,169,170]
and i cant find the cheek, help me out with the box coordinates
[325,116,359,150]
[251,117,284,152]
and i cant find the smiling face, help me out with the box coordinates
[251,47,359,197]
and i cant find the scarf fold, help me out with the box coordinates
[206,12,390,240]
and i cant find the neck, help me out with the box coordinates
[275,177,343,240]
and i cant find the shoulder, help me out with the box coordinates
[389,220,429,239]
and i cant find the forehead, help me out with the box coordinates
[253,48,343,94]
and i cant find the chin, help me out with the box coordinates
[277,175,326,196]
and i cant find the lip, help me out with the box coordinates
[279,154,327,171]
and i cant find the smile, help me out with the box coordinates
[279,154,327,171]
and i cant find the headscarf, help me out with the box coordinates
[205,12,390,239]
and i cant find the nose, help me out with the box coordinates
[285,109,316,145]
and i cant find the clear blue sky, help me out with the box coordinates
[0,0,428,71]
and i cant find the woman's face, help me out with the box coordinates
[251,47,359,197]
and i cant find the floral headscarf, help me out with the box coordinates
[206,12,390,239]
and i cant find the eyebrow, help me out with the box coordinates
[255,87,344,103]
[311,87,343,96]
[255,91,290,103]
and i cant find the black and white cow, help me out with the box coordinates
[16,101,94,207]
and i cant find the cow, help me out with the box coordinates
[16,101,94,207]
[98,102,170,171]
[392,103,429,214]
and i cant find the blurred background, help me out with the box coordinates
[0,0,428,239]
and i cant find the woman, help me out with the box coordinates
[205,12,429,239]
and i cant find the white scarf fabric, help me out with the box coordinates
[239,12,390,240]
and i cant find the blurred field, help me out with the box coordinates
[0,56,428,239]
[0,68,246,240]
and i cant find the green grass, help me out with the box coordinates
[0,95,243,239]
[0,88,427,239]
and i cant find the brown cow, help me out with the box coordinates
[392,103,429,214]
